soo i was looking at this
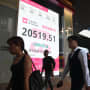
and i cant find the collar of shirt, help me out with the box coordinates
[71,46,89,57]
[70,46,80,57]
[74,46,89,53]
[73,46,80,52]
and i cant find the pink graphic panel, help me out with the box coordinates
[32,57,59,72]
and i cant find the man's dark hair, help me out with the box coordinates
[44,49,49,53]
[68,35,79,43]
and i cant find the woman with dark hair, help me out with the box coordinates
[6,36,32,90]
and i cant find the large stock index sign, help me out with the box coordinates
[17,0,59,75]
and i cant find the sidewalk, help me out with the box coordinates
[47,77,85,90]
[0,77,71,90]
[0,77,85,90]
[47,77,71,90]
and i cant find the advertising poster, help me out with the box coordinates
[17,0,59,75]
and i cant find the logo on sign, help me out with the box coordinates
[22,18,28,24]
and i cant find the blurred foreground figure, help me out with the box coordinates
[6,36,32,90]
[57,35,90,90]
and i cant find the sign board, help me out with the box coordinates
[17,0,59,75]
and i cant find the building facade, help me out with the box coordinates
[0,0,74,84]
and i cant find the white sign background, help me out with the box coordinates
[17,0,59,75]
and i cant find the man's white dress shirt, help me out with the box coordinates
[61,46,90,86]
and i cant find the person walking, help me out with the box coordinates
[57,35,90,90]
[41,50,55,90]
[6,36,32,90]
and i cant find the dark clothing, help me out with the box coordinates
[45,76,53,90]
[43,56,55,75]
[42,56,55,90]
[71,78,84,90]
[69,49,84,90]
[11,56,25,90]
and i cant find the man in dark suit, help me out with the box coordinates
[57,35,90,90]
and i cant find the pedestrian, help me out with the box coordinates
[57,35,90,90]
[41,50,55,90]
[6,36,32,90]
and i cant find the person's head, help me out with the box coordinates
[44,50,49,57]
[68,35,79,49]
[7,36,27,55]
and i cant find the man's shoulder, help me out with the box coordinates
[48,56,54,59]
[78,47,89,53]
[43,57,46,61]
[48,56,52,58]
[79,47,89,52]
[43,56,50,60]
